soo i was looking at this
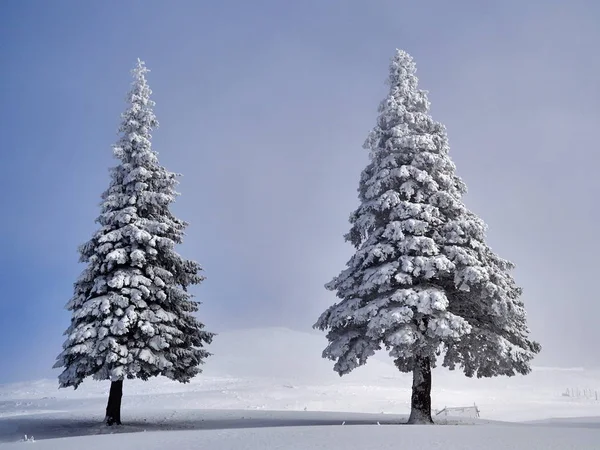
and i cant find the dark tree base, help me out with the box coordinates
[407,355,434,424]
[105,380,123,426]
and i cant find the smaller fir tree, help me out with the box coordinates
[314,49,540,424]
[54,60,213,425]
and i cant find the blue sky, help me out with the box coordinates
[1,0,599,383]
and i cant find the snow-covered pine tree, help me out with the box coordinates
[314,49,540,424]
[54,60,213,426]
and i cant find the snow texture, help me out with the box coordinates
[315,49,540,378]
[53,60,213,389]
[1,328,598,447]
[3,422,600,450]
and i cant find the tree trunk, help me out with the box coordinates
[105,380,123,426]
[407,355,434,424]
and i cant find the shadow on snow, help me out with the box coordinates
[0,409,418,442]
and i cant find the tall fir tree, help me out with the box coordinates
[54,60,213,425]
[314,49,540,424]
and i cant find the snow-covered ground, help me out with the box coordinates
[4,419,600,450]
[1,327,599,448]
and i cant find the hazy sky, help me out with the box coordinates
[1,0,599,383]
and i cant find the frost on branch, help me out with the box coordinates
[54,60,213,389]
[315,49,539,378]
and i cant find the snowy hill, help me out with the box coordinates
[3,420,600,450]
[1,327,599,447]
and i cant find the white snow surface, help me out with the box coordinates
[3,423,600,450]
[1,327,599,448]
